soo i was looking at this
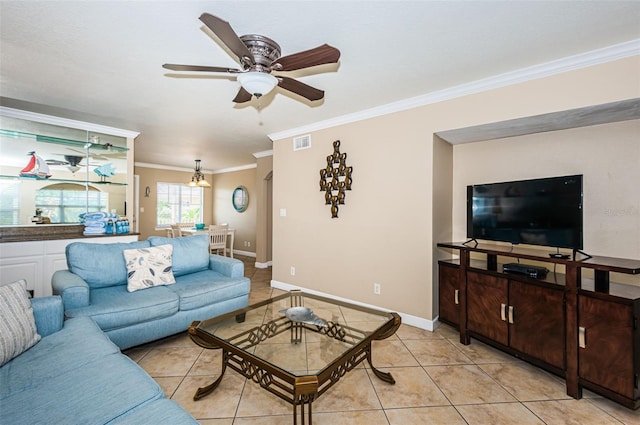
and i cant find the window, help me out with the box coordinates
[35,183,108,223]
[0,180,21,225]
[156,182,203,227]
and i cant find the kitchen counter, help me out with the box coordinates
[0,224,139,243]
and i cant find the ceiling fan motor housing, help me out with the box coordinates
[240,34,281,71]
[163,14,340,103]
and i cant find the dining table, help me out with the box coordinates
[181,227,236,258]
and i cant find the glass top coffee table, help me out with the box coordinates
[188,290,401,424]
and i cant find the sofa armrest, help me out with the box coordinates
[52,269,90,311]
[208,254,245,278]
[31,296,64,337]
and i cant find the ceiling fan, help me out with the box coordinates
[162,13,341,103]
[46,155,99,173]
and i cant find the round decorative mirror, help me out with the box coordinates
[232,186,249,212]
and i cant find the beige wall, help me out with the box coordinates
[271,56,640,326]
[453,119,640,261]
[256,155,274,265]
[212,168,257,254]
[135,166,213,239]
[135,165,259,254]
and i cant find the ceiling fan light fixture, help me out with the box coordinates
[188,159,211,188]
[237,72,277,98]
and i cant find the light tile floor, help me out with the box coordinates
[124,256,639,424]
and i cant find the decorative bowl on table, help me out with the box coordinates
[279,307,327,327]
[195,223,205,230]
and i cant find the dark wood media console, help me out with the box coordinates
[437,242,640,410]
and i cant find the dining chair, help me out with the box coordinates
[170,224,183,238]
[177,222,195,231]
[209,224,228,256]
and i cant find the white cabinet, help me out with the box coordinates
[0,235,138,297]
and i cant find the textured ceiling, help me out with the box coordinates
[1,1,639,172]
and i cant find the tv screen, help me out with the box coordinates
[467,175,583,250]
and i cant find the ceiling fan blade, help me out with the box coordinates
[277,76,324,101]
[45,159,69,166]
[199,13,254,67]
[272,44,340,72]
[163,64,241,73]
[232,87,253,103]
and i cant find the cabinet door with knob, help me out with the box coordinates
[438,262,460,327]
[509,282,565,369]
[578,295,637,400]
[467,270,564,368]
[467,271,508,346]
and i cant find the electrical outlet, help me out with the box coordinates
[247,241,251,247]
[374,283,381,295]
[291,266,296,276]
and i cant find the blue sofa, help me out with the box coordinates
[52,234,251,349]
[0,295,198,424]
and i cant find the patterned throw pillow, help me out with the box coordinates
[0,279,41,366]
[123,244,176,292]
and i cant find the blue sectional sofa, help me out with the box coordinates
[0,295,198,424]
[52,234,251,349]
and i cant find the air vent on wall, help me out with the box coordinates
[293,134,311,151]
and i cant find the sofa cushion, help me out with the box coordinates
[0,316,119,399]
[0,353,164,425]
[30,296,64,338]
[107,398,199,424]
[67,240,151,288]
[0,280,41,367]
[169,270,251,311]
[123,244,176,292]
[148,235,209,277]
[65,285,179,331]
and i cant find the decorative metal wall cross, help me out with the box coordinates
[319,140,353,218]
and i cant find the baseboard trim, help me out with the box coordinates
[234,250,256,258]
[270,280,437,332]
[255,261,272,269]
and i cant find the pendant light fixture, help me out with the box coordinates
[187,159,211,188]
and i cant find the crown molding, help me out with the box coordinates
[212,163,256,174]
[134,161,257,175]
[268,39,640,141]
[0,106,140,139]
[134,162,213,173]
[253,149,273,158]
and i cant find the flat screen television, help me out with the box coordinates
[467,175,583,250]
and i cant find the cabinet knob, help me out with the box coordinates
[579,327,586,348]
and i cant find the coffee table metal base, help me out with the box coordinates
[187,292,401,425]
[189,333,397,424]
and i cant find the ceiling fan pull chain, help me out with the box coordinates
[257,97,265,126]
